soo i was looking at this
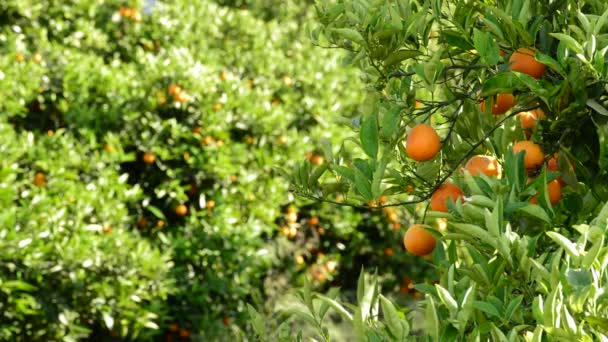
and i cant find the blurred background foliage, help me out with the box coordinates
[0,0,435,340]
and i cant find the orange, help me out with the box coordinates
[530,179,562,205]
[547,153,566,186]
[33,172,46,187]
[168,84,182,97]
[174,92,190,103]
[464,155,502,178]
[405,124,441,161]
[102,225,113,234]
[384,247,394,257]
[403,224,436,256]
[32,53,42,64]
[206,200,216,210]
[223,316,231,326]
[480,93,516,115]
[387,212,399,223]
[513,141,544,172]
[310,154,324,165]
[175,204,188,216]
[519,108,546,132]
[143,152,156,164]
[178,329,190,339]
[15,53,24,62]
[119,7,134,17]
[308,216,319,226]
[132,11,142,22]
[286,211,298,223]
[509,48,546,79]
[430,183,464,212]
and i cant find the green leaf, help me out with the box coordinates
[425,296,440,341]
[582,235,604,268]
[473,28,500,65]
[517,204,552,224]
[103,313,114,330]
[381,106,402,139]
[566,269,592,289]
[550,33,584,54]
[353,168,373,201]
[383,50,422,67]
[587,99,608,116]
[546,231,580,258]
[360,113,379,159]
[147,205,166,220]
[473,300,501,318]
[380,295,409,340]
[315,294,353,322]
[435,284,458,315]
[331,28,365,45]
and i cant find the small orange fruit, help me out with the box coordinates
[119,7,134,17]
[103,225,113,234]
[175,204,188,216]
[223,316,231,326]
[513,141,544,172]
[286,211,298,224]
[132,11,142,22]
[430,183,464,212]
[206,200,216,210]
[464,155,502,178]
[178,329,190,339]
[16,53,24,62]
[547,154,567,186]
[384,247,394,257]
[308,217,319,226]
[509,48,546,79]
[168,84,182,97]
[481,93,516,115]
[33,172,46,187]
[32,53,42,64]
[281,225,290,236]
[310,154,324,165]
[405,124,441,161]
[200,136,214,146]
[143,152,156,164]
[175,92,190,103]
[403,224,436,256]
[530,179,562,205]
[387,212,399,223]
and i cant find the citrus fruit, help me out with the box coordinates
[464,155,502,178]
[513,141,544,172]
[509,48,546,79]
[175,204,188,216]
[480,93,516,115]
[405,124,441,161]
[530,179,562,205]
[403,224,436,256]
[430,183,464,212]
[143,152,156,164]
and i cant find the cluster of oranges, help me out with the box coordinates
[400,47,566,257]
[118,7,142,22]
[168,84,191,103]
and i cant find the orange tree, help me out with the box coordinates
[0,0,436,340]
[263,0,608,340]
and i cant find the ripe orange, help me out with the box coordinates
[223,316,231,326]
[119,7,134,17]
[547,153,567,186]
[132,11,142,22]
[206,200,216,210]
[430,183,464,212]
[16,53,24,62]
[286,211,298,224]
[310,154,324,165]
[308,216,319,226]
[175,204,188,216]
[513,141,544,172]
[33,172,46,187]
[519,108,546,132]
[387,212,399,223]
[530,179,562,205]
[103,225,113,234]
[480,93,516,115]
[178,329,190,339]
[509,48,546,79]
[168,84,182,97]
[200,136,214,146]
[384,247,394,257]
[32,53,42,64]
[403,224,436,256]
[143,152,156,164]
[405,124,441,161]
[157,220,165,228]
[464,155,502,178]
[174,92,190,103]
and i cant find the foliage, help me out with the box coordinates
[0,0,435,340]
[277,0,608,340]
